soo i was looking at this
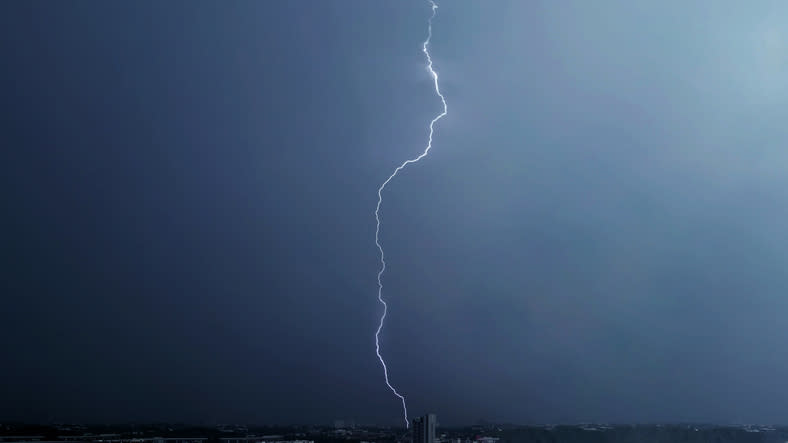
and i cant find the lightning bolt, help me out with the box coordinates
[374,0,447,429]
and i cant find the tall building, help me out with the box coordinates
[412,414,436,443]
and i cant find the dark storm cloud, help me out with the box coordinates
[2,0,788,427]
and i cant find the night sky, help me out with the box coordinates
[3,0,788,427]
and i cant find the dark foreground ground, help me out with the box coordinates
[496,425,786,443]
[2,422,787,443]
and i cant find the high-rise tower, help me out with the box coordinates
[412,414,436,443]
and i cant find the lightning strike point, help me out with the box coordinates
[374,0,447,429]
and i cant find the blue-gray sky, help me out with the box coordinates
[2,0,788,427]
